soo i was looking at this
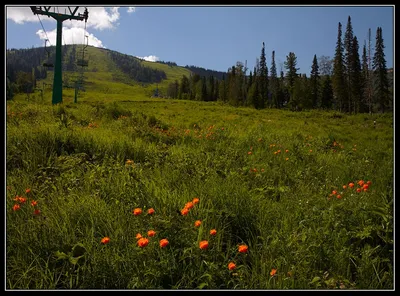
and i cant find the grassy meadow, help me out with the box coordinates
[6,47,394,289]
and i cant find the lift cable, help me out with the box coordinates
[36,14,52,46]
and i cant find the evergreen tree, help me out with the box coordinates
[258,42,268,108]
[218,74,227,102]
[248,70,253,92]
[284,52,299,108]
[178,75,190,100]
[310,54,320,108]
[270,50,278,108]
[201,76,207,101]
[214,79,219,102]
[343,16,354,112]
[280,70,288,107]
[350,36,363,113]
[361,41,369,112]
[247,67,259,108]
[372,27,390,113]
[332,22,346,111]
[321,75,333,109]
[228,66,239,106]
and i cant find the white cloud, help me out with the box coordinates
[136,55,160,62]
[127,7,136,13]
[36,27,105,48]
[7,6,120,31]
[7,7,54,24]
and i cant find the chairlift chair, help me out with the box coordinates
[43,39,54,68]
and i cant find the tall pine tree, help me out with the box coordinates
[258,42,268,109]
[284,52,299,109]
[310,54,320,108]
[343,16,354,112]
[350,36,363,113]
[361,41,369,112]
[270,50,278,108]
[372,27,390,113]
[332,22,346,112]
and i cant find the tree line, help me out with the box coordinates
[107,51,167,84]
[166,16,392,113]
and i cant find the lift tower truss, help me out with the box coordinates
[30,6,88,104]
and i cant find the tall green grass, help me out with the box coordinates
[6,98,393,289]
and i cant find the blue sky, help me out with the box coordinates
[6,6,394,75]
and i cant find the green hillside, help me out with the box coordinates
[10,45,193,103]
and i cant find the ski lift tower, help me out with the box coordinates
[30,6,88,105]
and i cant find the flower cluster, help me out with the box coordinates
[328,180,372,200]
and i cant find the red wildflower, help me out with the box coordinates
[199,240,209,250]
[238,245,248,253]
[133,208,142,216]
[270,268,277,277]
[159,239,169,248]
[137,237,149,248]
[101,237,110,245]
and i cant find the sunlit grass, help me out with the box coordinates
[6,94,393,289]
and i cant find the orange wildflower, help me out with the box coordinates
[184,202,194,210]
[248,151,252,155]
[274,151,278,155]
[285,158,289,161]
[367,181,372,185]
[270,268,277,277]
[137,237,149,248]
[210,229,217,236]
[25,188,31,194]
[228,262,236,270]
[332,190,337,195]
[181,208,189,216]
[136,233,142,240]
[199,240,209,250]
[31,200,38,207]
[285,149,289,153]
[34,209,41,215]
[277,149,281,153]
[261,168,265,172]
[336,195,342,199]
[159,239,169,248]
[356,188,361,193]
[194,220,202,227]
[343,185,347,189]
[101,237,110,245]
[358,180,364,186]
[363,188,368,192]
[133,208,142,216]
[349,183,354,188]
[12,204,20,211]
[238,245,248,253]
[148,230,156,237]
[147,208,155,215]
[309,150,313,153]
[14,196,27,204]
[192,197,200,204]
[363,184,369,190]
